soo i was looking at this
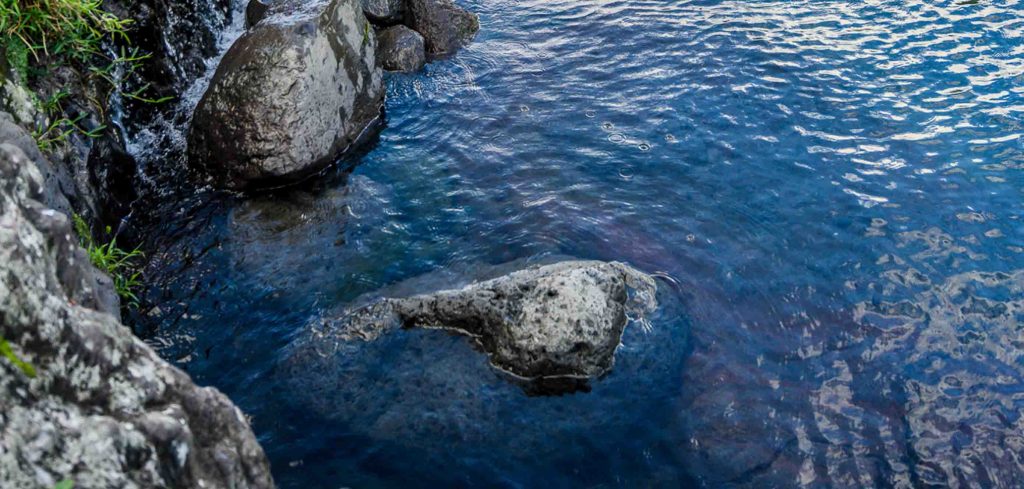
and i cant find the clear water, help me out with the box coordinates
[133,0,1024,486]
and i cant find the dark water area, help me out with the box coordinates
[131,0,1024,486]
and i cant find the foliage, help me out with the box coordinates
[54,480,74,489]
[0,0,173,151]
[0,336,37,378]
[0,0,131,64]
[72,213,144,307]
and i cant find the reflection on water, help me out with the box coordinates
[132,0,1024,486]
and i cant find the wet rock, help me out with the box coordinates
[407,0,479,56]
[362,0,405,24]
[245,0,273,28]
[377,25,427,72]
[0,130,273,487]
[188,0,384,190]
[105,0,231,120]
[315,260,657,380]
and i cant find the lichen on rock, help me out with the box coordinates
[0,118,273,489]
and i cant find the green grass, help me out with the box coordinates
[1,0,172,151]
[0,0,130,65]
[0,336,37,378]
[72,214,144,307]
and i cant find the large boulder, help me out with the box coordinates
[377,25,426,72]
[188,0,384,190]
[0,140,272,486]
[307,260,658,380]
[407,0,479,56]
[362,0,404,24]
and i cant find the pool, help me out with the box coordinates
[132,0,1024,486]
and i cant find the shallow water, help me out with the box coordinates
[133,0,1024,486]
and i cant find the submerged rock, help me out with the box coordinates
[362,0,405,24]
[377,25,427,72]
[407,0,479,56]
[188,0,384,190]
[307,260,657,381]
[0,121,272,487]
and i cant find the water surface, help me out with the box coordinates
[133,0,1024,486]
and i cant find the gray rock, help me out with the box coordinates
[188,0,384,190]
[377,25,426,72]
[0,112,73,215]
[406,0,479,56]
[362,0,404,24]
[312,260,657,380]
[0,138,272,487]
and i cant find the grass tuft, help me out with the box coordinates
[73,213,144,307]
[1,0,173,151]
[0,0,131,64]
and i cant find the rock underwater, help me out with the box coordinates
[0,120,272,488]
[293,260,658,393]
[188,0,384,190]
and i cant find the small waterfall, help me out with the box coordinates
[118,0,249,188]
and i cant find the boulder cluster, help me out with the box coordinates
[187,0,478,189]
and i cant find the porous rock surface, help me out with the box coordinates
[188,0,384,189]
[377,25,427,72]
[0,128,272,488]
[313,260,658,379]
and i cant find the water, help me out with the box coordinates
[131,0,1024,486]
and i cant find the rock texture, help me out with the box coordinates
[188,0,384,189]
[0,127,272,488]
[377,25,427,72]
[362,0,405,24]
[407,0,479,56]
[312,260,657,380]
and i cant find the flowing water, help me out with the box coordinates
[132,0,1024,486]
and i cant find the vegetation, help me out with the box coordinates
[72,214,144,307]
[0,0,129,67]
[1,0,171,150]
[0,336,37,378]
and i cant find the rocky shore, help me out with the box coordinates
[0,119,272,488]
[1,0,662,485]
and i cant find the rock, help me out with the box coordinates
[0,112,73,215]
[0,139,272,487]
[377,25,427,72]
[245,0,272,28]
[406,0,479,56]
[312,260,657,380]
[362,0,404,24]
[188,0,384,190]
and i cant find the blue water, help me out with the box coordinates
[133,0,1024,486]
